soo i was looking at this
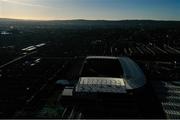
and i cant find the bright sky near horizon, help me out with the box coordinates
[0,0,180,20]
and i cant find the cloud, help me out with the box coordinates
[0,0,51,8]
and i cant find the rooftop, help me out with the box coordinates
[81,58,123,78]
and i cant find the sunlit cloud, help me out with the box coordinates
[1,0,8,2]
[0,0,51,8]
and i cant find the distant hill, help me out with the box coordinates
[0,18,180,29]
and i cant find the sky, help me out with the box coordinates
[0,0,180,20]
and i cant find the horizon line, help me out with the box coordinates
[0,17,180,22]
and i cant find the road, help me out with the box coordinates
[0,51,37,69]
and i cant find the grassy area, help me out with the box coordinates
[35,87,64,118]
